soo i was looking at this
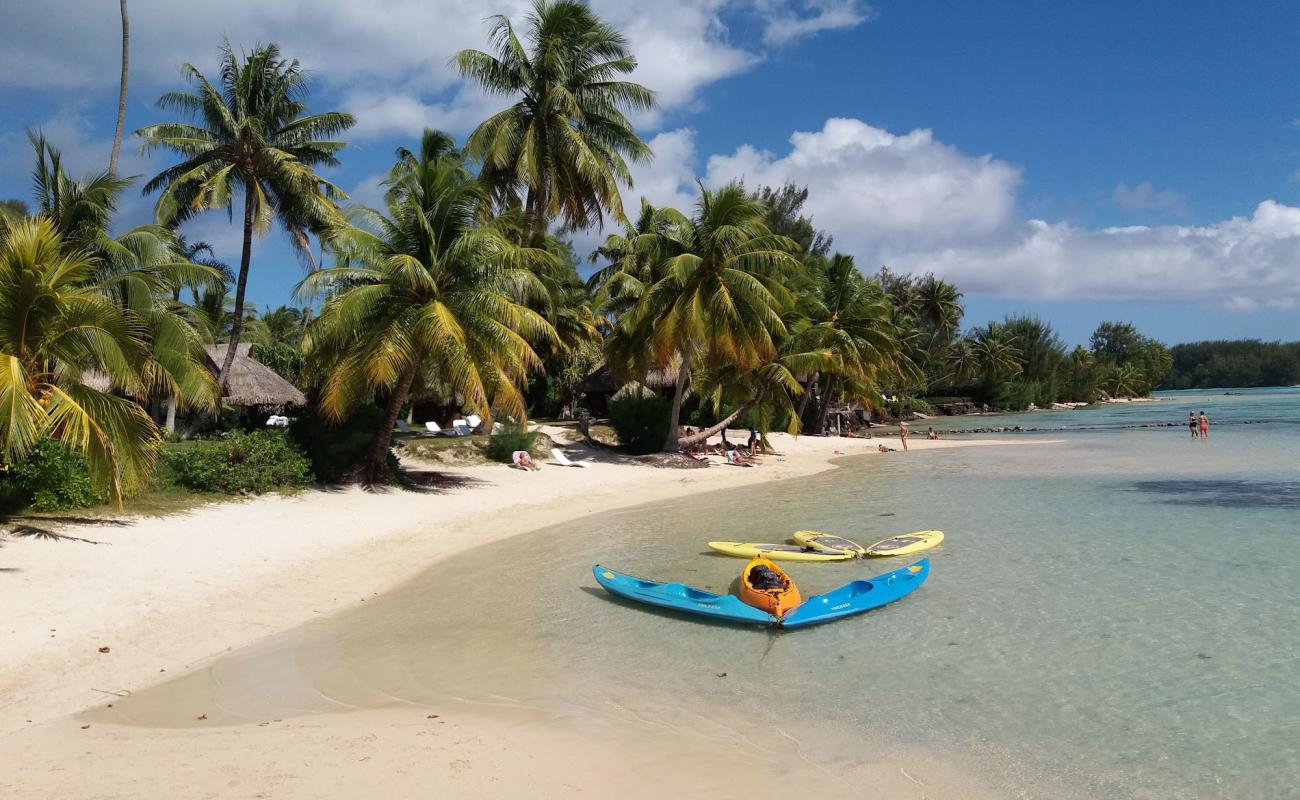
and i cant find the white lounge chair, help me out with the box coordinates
[451,418,472,436]
[550,447,586,468]
[425,421,444,435]
[466,414,483,432]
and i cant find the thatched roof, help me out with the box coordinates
[203,343,306,408]
[581,361,678,394]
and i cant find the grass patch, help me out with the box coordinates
[399,435,493,466]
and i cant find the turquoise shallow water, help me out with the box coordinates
[106,388,1300,798]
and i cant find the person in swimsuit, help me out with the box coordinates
[1189,411,1199,440]
[1199,411,1209,440]
[899,421,909,451]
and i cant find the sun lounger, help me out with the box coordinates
[396,419,438,437]
[550,447,586,468]
[451,418,472,436]
[466,414,483,432]
[425,421,447,435]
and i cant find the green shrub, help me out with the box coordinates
[485,423,540,463]
[909,397,934,415]
[289,403,397,483]
[164,430,312,494]
[608,393,671,454]
[1,439,106,511]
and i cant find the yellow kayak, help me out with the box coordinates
[864,530,944,557]
[792,530,867,557]
[707,541,854,562]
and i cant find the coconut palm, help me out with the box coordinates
[617,183,801,451]
[136,41,355,393]
[455,0,656,246]
[299,129,557,482]
[28,134,219,418]
[790,254,917,433]
[0,219,162,504]
[587,198,676,317]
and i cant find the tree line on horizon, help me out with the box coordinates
[0,0,1203,505]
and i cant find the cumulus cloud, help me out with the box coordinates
[1113,181,1187,214]
[625,117,1300,310]
[703,118,1022,249]
[0,1,871,137]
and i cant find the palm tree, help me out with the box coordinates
[29,134,219,423]
[455,0,656,246]
[790,254,916,433]
[588,198,675,317]
[110,0,129,174]
[618,183,801,451]
[300,129,557,482]
[136,41,355,394]
[0,219,162,504]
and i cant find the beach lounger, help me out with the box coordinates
[396,419,437,437]
[466,414,483,432]
[451,418,472,436]
[550,447,586,468]
[425,421,448,436]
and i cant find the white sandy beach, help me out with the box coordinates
[1,431,1028,799]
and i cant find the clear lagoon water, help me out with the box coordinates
[105,387,1300,798]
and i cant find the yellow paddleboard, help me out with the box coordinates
[792,530,867,557]
[707,541,855,562]
[864,530,944,557]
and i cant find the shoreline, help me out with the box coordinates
[1,431,1038,798]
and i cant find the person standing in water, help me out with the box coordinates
[1199,411,1210,440]
[899,420,910,451]
[1188,411,1199,440]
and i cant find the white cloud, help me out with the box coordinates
[753,0,872,44]
[1113,181,1187,214]
[626,117,1300,310]
[703,118,1022,249]
[0,1,873,138]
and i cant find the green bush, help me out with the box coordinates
[608,393,671,454]
[909,397,934,415]
[290,403,397,483]
[1,439,106,511]
[484,423,540,463]
[164,430,312,494]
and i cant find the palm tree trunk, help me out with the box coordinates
[109,0,129,174]
[815,375,840,435]
[218,190,256,393]
[525,185,547,249]
[795,371,818,430]
[165,395,177,435]
[364,358,420,483]
[661,348,693,452]
[675,403,754,449]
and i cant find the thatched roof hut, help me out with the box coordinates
[580,361,678,394]
[203,343,306,409]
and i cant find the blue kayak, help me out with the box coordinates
[781,558,930,629]
[592,565,777,625]
[593,559,930,629]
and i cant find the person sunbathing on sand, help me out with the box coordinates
[878,444,897,453]
[511,450,540,471]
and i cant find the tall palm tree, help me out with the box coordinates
[110,0,129,174]
[618,183,800,451]
[136,41,355,393]
[0,219,161,504]
[455,0,656,246]
[300,129,557,482]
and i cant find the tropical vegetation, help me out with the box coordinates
[1,3,1195,514]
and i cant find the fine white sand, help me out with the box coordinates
[0,430,1027,798]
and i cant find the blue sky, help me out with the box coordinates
[2,0,1297,347]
